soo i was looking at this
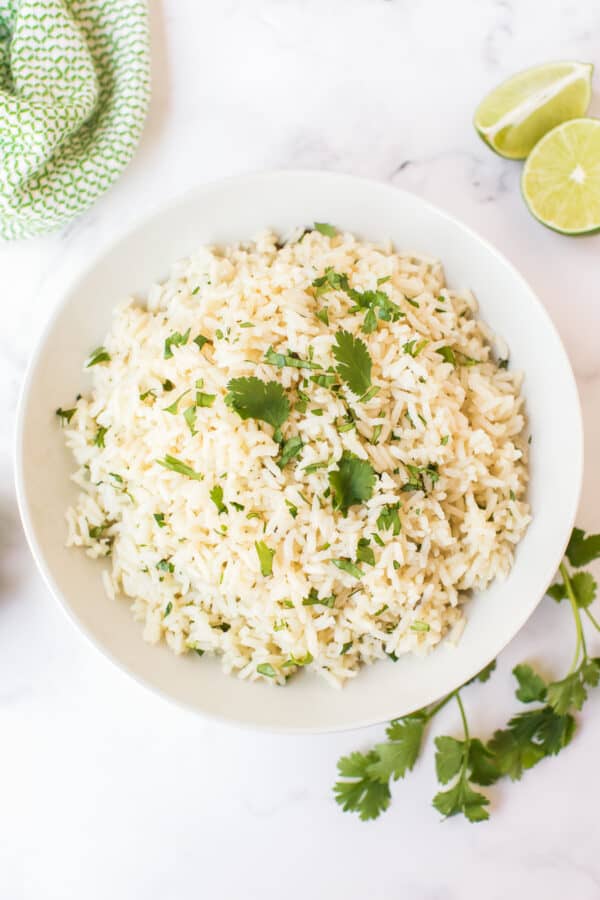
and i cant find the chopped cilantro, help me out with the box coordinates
[285,499,298,518]
[156,454,203,480]
[257,663,276,678]
[303,587,336,608]
[331,558,364,579]
[278,435,303,469]
[156,558,175,573]
[210,484,227,515]
[436,346,456,366]
[86,346,111,367]
[377,503,401,535]
[314,222,337,237]
[163,389,190,414]
[183,405,197,435]
[164,328,190,359]
[56,407,77,425]
[304,461,328,474]
[403,339,429,358]
[153,513,166,528]
[193,334,211,350]
[94,425,109,447]
[356,537,375,567]
[312,267,350,298]
[371,424,382,445]
[255,540,275,576]
[264,346,321,370]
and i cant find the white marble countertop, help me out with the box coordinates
[2,2,600,898]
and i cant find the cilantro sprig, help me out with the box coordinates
[333,527,600,824]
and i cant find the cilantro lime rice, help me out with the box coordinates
[59,226,530,686]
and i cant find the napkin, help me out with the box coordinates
[0,0,150,240]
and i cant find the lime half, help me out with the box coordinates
[521,118,600,235]
[475,61,593,159]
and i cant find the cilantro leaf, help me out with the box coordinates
[486,727,546,781]
[466,659,497,685]
[367,715,426,783]
[547,582,567,601]
[334,751,392,821]
[434,736,464,785]
[225,377,290,439]
[489,706,576,781]
[546,672,587,714]
[332,330,372,397]
[467,738,501,786]
[432,779,490,823]
[314,222,337,237]
[566,528,600,567]
[513,664,547,703]
[571,571,597,608]
[255,540,275,576]
[328,451,375,515]
[582,658,600,687]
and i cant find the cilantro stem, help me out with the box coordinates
[455,691,470,743]
[560,561,587,671]
[426,690,457,720]
[584,607,600,632]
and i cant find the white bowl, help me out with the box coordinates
[15,171,583,733]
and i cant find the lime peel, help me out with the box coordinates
[475,61,593,160]
[521,117,600,235]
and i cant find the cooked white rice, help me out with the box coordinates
[61,227,530,687]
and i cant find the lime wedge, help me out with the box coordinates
[474,61,593,159]
[521,118,600,235]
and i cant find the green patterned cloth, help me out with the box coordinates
[0,0,150,239]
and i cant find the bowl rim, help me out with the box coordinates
[14,169,584,733]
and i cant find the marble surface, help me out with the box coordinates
[2,1,600,898]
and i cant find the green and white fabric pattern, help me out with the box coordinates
[0,0,150,240]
